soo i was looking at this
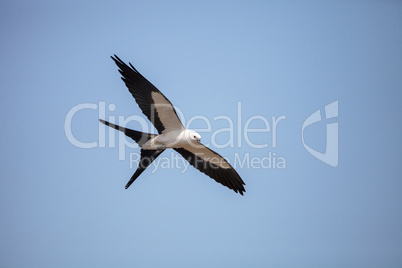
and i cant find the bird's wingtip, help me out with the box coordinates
[110,54,122,63]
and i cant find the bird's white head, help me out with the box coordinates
[188,131,201,143]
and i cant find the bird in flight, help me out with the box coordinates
[100,55,246,195]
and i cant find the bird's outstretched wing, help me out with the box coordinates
[174,145,246,195]
[111,55,184,134]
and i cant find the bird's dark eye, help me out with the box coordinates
[193,136,196,138]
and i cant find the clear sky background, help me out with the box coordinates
[1,1,401,267]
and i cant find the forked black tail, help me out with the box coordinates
[99,119,155,146]
[99,119,164,189]
[125,149,165,189]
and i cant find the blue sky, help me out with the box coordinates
[1,1,401,267]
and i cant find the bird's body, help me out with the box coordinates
[141,129,197,150]
[100,55,246,195]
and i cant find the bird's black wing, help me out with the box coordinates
[174,145,246,195]
[111,55,184,134]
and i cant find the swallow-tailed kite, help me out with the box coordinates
[100,55,246,195]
